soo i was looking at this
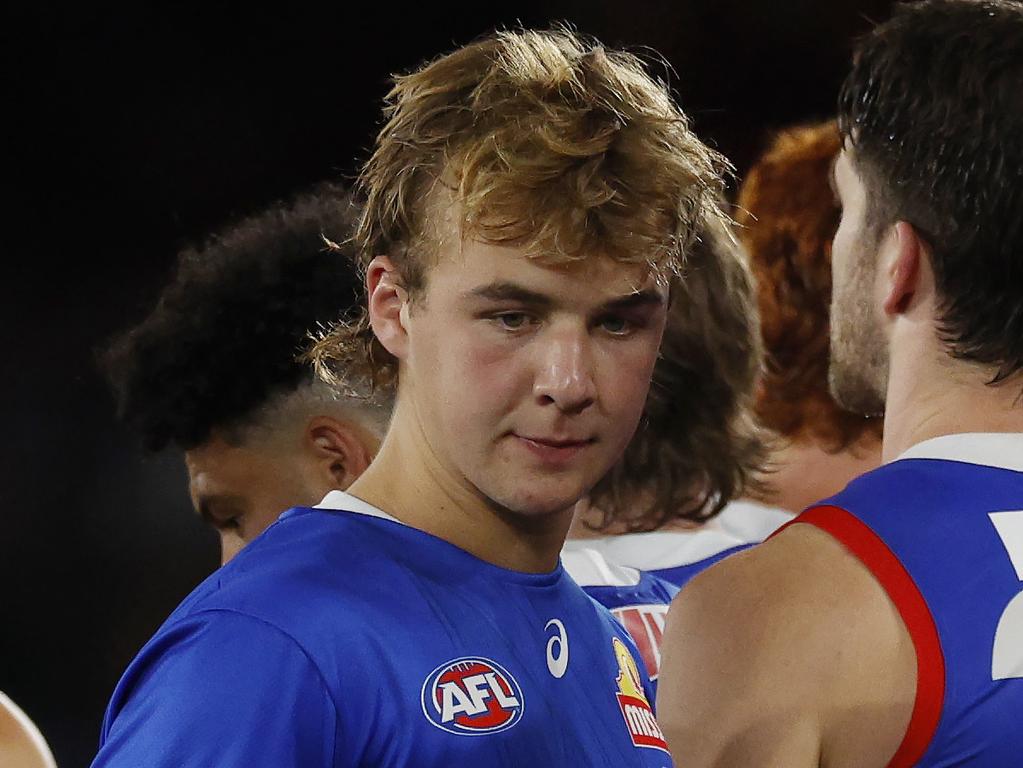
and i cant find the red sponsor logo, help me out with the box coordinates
[612,637,669,752]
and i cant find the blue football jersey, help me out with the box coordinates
[93,492,673,767]
[563,548,679,698]
[785,434,1023,767]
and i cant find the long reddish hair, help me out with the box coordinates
[736,121,882,450]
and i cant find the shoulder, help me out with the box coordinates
[99,610,340,767]
[178,507,414,617]
[657,523,915,766]
[0,692,56,768]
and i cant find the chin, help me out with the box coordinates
[490,484,585,519]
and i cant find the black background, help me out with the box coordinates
[2,2,893,764]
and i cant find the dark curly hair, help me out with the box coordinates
[590,211,769,530]
[737,121,883,451]
[839,0,1023,384]
[103,183,368,451]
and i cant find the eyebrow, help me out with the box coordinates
[468,282,555,310]
[195,493,246,524]
[467,282,666,313]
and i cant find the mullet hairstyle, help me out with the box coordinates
[310,26,730,393]
[838,0,1023,384]
[737,121,882,451]
[591,210,769,530]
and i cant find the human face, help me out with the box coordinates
[185,435,325,564]
[828,147,889,416]
[398,239,669,519]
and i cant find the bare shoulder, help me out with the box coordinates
[657,523,916,768]
[0,691,57,768]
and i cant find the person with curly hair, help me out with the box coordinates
[659,3,1023,766]
[94,28,732,767]
[102,184,390,565]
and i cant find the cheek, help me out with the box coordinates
[596,339,660,418]
[416,318,526,413]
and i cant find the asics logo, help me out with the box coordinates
[545,618,569,678]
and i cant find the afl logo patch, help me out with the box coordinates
[421,657,525,735]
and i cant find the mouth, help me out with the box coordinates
[512,434,596,465]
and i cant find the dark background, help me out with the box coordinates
[3,2,893,764]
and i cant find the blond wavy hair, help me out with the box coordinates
[310,27,730,392]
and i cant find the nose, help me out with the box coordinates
[533,327,597,414]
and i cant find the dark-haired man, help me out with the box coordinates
[103,184,389,564]
[659,2,1023,766]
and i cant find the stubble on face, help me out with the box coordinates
[828,149,888,417]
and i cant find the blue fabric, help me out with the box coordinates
[817,458,1023,766]
[94,506,674,767]
[582,571,679,699]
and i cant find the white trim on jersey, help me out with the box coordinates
[562,528,747,572]
[705,499,795,542]
[315,490,403,524]
[561,547,643,588]
[897,432,1023,473]
[562,499,793,573]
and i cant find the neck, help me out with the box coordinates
[882,343,1023,463]
[754,436,882,513]
[348,401,572,573]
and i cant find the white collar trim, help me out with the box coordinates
[896,432,1023,472]
[314,490,403,524]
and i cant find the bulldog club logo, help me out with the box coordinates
[421,657,525,735]
[612,637,669,752]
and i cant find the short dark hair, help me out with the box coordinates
[838,0,1023,383]
[103,183,365,450]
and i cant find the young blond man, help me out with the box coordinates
[93,29,728,767]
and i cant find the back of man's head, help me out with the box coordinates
[838,0,1023,384]
[103,184,391,562]
[104,183,388,451]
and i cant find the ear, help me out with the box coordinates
[304,416,377,490]
[366,256,410,360]
[882,221,925,317]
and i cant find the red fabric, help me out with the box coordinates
[778,505,946,768]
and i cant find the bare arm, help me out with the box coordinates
[656,525,915,768]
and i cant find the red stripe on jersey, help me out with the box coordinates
[778,505,946,768]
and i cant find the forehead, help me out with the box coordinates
[427,236,667,305]
[416,189,668,302]
[184,436,264,495]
